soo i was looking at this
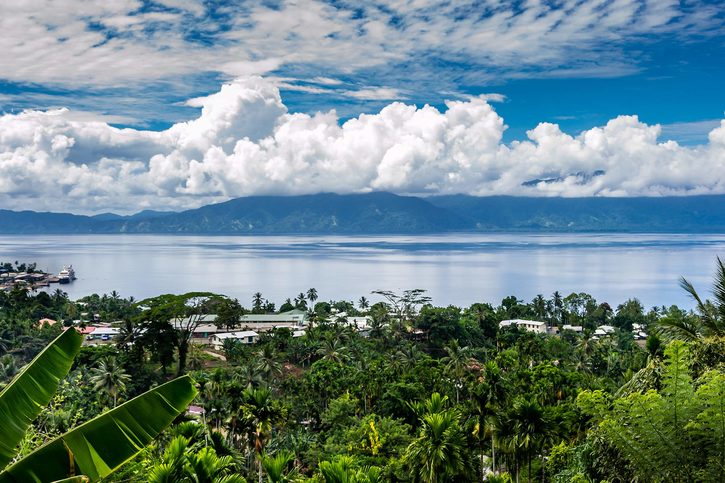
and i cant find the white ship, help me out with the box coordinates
[58,265,76,284]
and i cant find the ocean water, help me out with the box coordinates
[1,233,724,309]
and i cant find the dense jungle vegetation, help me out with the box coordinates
[1,259,725,482]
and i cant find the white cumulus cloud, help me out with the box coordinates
[1,77,724,214]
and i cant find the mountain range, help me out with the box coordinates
[2,192,725,234]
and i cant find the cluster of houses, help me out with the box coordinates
[498,319,648,341]
[49,308,373,348]
[35,317,122,343]
[0,270,55,291]
[176,309,372,350]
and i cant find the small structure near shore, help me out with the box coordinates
[209,330,259,349]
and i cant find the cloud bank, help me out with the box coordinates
[1,77,724,214]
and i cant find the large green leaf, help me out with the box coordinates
[0,375,197,482]
[0,328,83,468]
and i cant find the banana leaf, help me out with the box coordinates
[0,375,197,482]
[0,329,83,468]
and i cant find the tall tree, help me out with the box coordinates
[90,356,131,407]
[551,291,563,324]
[253,292,265,313]
[472,361,509,474]
[217,298,244,330]
[508,397,548,483]
[139,292,224,375]
[441,340,472,403]
[358,296,370,311]
[306,288,318,306]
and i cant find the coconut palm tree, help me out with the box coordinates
[551,291,563,324]
[294,293,307,310]
[187,344,206,371]
[441,340,472,403]
[531,295,547,320]
[89,356,131,407]
[306,288,318,306]
[254,345,283,384]
[358,296,370,311]
[316,338,349,363]
[253,292,265,312]
[658,256,725,341]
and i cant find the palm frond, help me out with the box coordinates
[679,276,710,320]
[657,317,702,343]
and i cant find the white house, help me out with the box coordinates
[85,326,121,341]
[329,312,372,333]
[632,323,648,340]
[209,330,259,349]
[562,324,584,333]
[499,319,548,334]
[593,325,616,338]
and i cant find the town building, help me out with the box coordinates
[499,319,548,334]
[209,330,259,349]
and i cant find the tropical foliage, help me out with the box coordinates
[0,329,196,482]
[1,261,724,481]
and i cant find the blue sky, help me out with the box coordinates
[1,0,722,141]
[1,0,725,213]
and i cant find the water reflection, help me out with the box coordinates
[0,233,723,309]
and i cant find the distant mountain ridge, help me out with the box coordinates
[2,192,725,234]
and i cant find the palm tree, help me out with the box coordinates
[242,388,284,483]
[90,356,131,407]
[261,450,297,482]
[658,256,725,341]
[253,292,265,312]
[405,408,466,483]
[441,340,472,403]
[187,344,206,371]
[394,344,421,373]
[508,397,548,483]
[306,288,318,306]
[551,291,563,323]
[358,296,370,311]
[531,295,547,320]
[472,361,508,473]
[318,455,382,483]
[254,345,283,384]
[148,436,246,483]
[294,293,307,310]
[316,338,349,363]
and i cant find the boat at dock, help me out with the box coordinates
[58,265,76,284]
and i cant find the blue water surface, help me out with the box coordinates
[0,233,723,309]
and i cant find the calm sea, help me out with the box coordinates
[1,233,723,309]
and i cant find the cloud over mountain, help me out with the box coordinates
[1,78,724,214]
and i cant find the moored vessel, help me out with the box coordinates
[58,265,76,284]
